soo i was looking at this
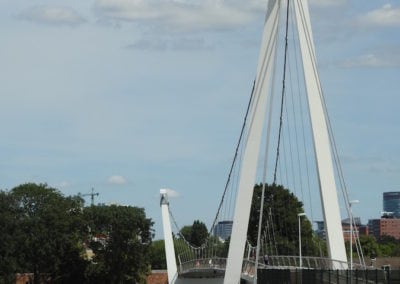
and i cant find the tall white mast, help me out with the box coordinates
[224,0,280,283]
[160,189,178,284]
[224,0,347,282]
[294,0,347,266]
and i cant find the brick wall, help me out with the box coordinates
[147,270,168,284]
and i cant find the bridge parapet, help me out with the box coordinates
[178,258,227,278]
[266,255,350,270]
[179,257,227,272]
[177,255,368,281]
[241,256,364,281]
[179,255,358,275]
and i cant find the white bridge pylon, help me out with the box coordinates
[224,0,347,283]
[160,189,178,284]
[160,0,348,283]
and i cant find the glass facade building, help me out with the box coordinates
[383,192,400,218]
[213,220,233,240]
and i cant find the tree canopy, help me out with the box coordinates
[9,183,86,284]
[248,183,317,256]
[83,204,154,283]
[0,183,154,284]
[149,240,167,270]
[179,220,208,247]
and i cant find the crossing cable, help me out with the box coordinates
[289,3,315,225]
[272,0,291,185]
[255,0,289,270]
[209,80,256,236]
[270,0,293,255]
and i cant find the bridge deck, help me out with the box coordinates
[178,256,355,277]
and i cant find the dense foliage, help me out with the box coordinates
[148,240,167,270]
[83,204,153,283]
[179,220,208,247]
[248,183,318,256]
[4,182,400,283]
[354,235,400,258]
[249,184,400,259]
[0,183,154,284]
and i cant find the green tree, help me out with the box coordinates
[358,235,380,258]
[149,240,167,270]
[248,183,317,256]
[190,220,208,247]
[208,235,229,258]
[180,225,192,242]
[178,220,208,247]
[83,204,154,284]
[10,183,87,284]
[377,235,400,256]
[0,190,20,283]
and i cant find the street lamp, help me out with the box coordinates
[298,213,306,269]
[349,200,359,270]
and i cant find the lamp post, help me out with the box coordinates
[298,213,306,269]
[349,200,359,270]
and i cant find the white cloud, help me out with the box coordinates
[356,4,400,27]
[162,188,180,198]
[18,5,86,27]
[341,52,400,68]
[93,0,265,32]
[126,36,212,51]
[309,0,347,7]
[342,155,398,175]
[108,175,127,185]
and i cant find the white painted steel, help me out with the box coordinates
[294,0,348,267]
[223,1,280,283]
[298,213,306,269]
[162,0,350,281]
[160,189,178,284]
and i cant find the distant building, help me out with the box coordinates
[342,217,369,242]
[368,217,400,240]
[383,192,400,218]
[315,221,326,240]
[315,218,368,241]
[213,220,233,240]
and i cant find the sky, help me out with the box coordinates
[0,0,399,240]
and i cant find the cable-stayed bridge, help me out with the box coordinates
[160,0,368,283]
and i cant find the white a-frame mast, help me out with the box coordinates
[224,0,280,282]
[160,189,178,284]
[224,1,347,283]
[294,0,347,266]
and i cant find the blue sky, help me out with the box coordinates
[0,0,399,239]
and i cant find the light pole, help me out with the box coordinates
[298,213,306,269]
[349,200,359,270]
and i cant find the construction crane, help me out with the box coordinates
[82,187,99,206]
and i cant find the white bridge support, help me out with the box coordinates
[224,0,281,283]
[160,189,178,284]
[224,0,347,283]
[294,0,347,268]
